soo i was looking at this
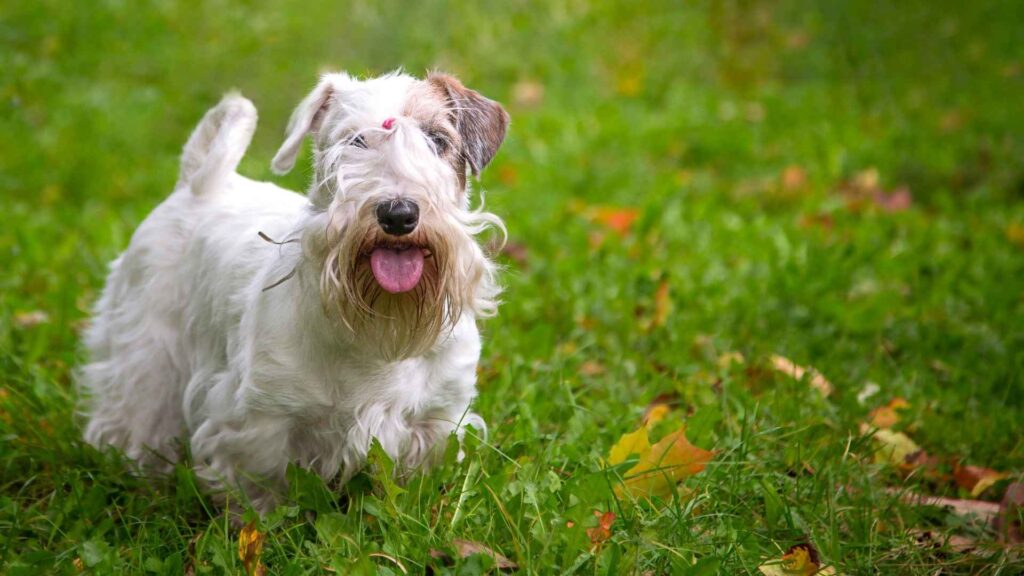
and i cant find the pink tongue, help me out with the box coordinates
[370,247,425,293]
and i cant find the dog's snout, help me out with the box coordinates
[376,199,420,236]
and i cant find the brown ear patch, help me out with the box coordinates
[428,73,509,177]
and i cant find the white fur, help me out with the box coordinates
[79,71,504,512]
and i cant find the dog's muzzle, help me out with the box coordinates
[369,199,426,294]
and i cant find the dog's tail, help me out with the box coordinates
[178,92,258,196]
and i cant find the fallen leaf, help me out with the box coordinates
[431,539,518,570]
[781,165,808,193]
[758,544,835,576]
[586,510,615,549]
[497,164,519,186]
[184,531,203,576]
[511,79,544,108]
[770,355,833,396]
[745,102,766,123]
[865,426,921,467]
[590,207,639,236]
[854,168,879,191]
[856,382,880,405]
[891,489,1001,522]
[909,529,977,554]
[953,465,1008,498]
[995,482,1024,544]
[1006,223,1024,248]
[238,522,266,576]
[608,427,651,466]
[644,404,671,428]
[499,240,528,265]
[642,392,680,427]
[651,280,671,328]
[579,360,606,377]
[14,310,49,328]
[939,110,966,133]
[873,187,912,213]
[615,425,714,499]
[717,351,746,368]
[867,398,910,429]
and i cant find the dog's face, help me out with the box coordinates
[272,71,508,359]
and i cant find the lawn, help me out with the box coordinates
[2,0,1023,573]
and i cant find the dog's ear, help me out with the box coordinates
[272,75,339,175]
[428,73,509,177]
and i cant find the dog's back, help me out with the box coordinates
[78,94,303,471]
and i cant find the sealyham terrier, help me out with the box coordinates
[78,70,509,511]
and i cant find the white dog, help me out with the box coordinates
[78,71,509,511]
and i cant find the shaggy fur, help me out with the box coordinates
[78,71,509,511]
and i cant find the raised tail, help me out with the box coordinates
[178,92,258,196]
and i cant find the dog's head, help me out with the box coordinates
[273,71,509,359]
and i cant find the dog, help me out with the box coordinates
[78,70,509,512]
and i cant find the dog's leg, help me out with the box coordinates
[190,409,293,514]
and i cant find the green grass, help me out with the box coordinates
[2,0,1024,573]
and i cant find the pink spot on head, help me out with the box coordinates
[382,117,396,130]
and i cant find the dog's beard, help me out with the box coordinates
[319,213,474,360]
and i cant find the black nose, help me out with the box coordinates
[375,199,419,236]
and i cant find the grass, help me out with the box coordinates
[2,0,1023,573]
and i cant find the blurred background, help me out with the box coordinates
[1,0,1022,572]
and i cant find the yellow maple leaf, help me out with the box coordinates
[608,427,651,466]
[613,425,714,499]
[644,404,672,429]
[865,426,921,467]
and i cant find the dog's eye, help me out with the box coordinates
[427,131,449,154]
[349,135,367,149]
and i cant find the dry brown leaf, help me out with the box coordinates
[238,522,266,576]
[586,510,615,549]
[953,464,1008,498]
[873,187,912,213]
[867,398,910,429]
[432,539,517,570]
[511,80,544,108]
[909,529,977,554]
[781,165,808,193]
[652,280,671,328]
[614,425,714,499]
[995,482,1024,544]
[452,539,517,569]
[14,310,49,328]
[717,351,746,368]
[891,489,1001,522]
[579,360,606,377]
[770,355,833,396]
